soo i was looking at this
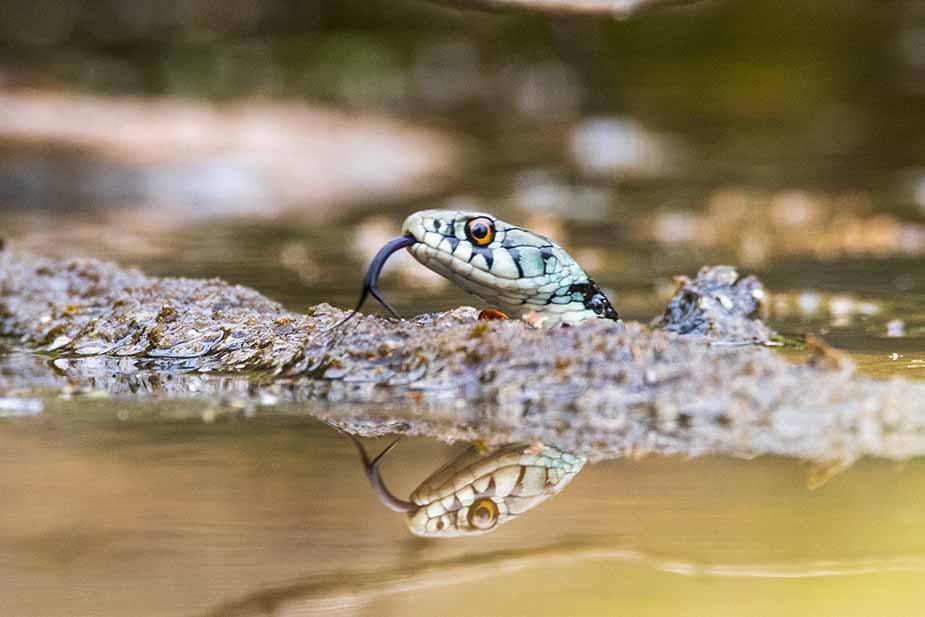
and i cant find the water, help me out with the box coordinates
[4,399,925,616]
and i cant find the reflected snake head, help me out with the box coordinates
[338,427,586,539]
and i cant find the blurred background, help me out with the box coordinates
[1,0,925,362]
[4,3,925,616]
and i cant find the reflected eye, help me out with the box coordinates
[467,498,499,530]
[465,217,495,246]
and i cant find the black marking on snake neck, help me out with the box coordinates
[567,280,619,321]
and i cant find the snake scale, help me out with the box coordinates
[346,435,586,538]
[341,209,619,328]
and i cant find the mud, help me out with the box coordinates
[3,252,925,464]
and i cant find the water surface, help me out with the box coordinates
[4,399,925,617]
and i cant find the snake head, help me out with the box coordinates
[401,209,619,327]
[338,209,619,330]
[404,442,586,538]
[341,430,586,538]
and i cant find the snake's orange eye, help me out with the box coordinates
[467,498,499,530]
[465,217,495,246]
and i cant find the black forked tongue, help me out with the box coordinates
[344,431,416,513]
[327,234,416,331]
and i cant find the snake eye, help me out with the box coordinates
[465,217,495,246]
[467,498,499,530]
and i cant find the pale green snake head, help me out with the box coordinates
[344,434,586,538]
[405,442,586,537]
[341,209,619,328]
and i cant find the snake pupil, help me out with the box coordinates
[465,217,495,246]
[467,498,499,530]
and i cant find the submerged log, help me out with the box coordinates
[2,251,925,464]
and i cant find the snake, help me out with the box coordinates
[341,209,619,328]
[345,433,586,538]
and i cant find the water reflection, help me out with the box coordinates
[342,431,585,538]
[4,405,925,617]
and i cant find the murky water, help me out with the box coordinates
[4,398,925,617]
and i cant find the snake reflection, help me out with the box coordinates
[343,434,586,538]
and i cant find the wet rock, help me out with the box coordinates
[652,265,773,343]
[4,252,925,465]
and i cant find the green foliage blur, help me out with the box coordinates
[0,0,921,130]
